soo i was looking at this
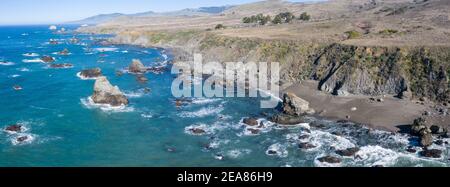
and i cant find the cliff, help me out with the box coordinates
[105,30,449,102]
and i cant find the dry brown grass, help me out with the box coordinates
[81,0,450,47]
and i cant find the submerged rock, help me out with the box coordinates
[16,136,28,142]
[243,118,258,126]
[58,48,70,55]
[317,156,341,164]
[80,68,102,79]
[91,76,129,106]
[406,147,417,153]
[50,63,73,69]
[336,147,360,157]
[40,56,55,63]
[270,114,304,125]
[247,128,261,135]
[190,128,206,135]
[136,74,148,83]
[420,149,442,158]
[282,92,315,115]
[5,124,23,133]
[299,143,316,150]
[129,59,147,74]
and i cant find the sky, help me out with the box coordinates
[0,0,309,25]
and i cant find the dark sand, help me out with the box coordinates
[283,81,450,132]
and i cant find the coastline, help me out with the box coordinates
[76,28,449,135]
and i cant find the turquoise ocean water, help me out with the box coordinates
[0,25,448,167]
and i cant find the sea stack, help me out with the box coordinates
[129,59,147,74]
[91,76,129,106]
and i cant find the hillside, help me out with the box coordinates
[78,0,450,102]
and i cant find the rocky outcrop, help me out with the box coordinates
[129,59,147,74]
[243,118,258,126]
[299,143,316,149]
[420,149,442,158]
[5,124,23,133]
[50,63,73,69]
[336,147,360,157]
[40,56,55,63]
[91,76,129,106]
[317,156,341,164]
[270,114,304,125]
[80,68,102,79]
[430,125,448,136]
[410,117,434,147]
[58,48,70,55]
[282,92,314,116]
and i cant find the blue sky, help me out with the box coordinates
[0,0,310,25]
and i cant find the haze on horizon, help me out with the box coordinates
[0,0,312,25]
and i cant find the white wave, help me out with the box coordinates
[275,122,311,130]
[76,72,99,80]
[94,47,118,52]
[121,50,129,53]
[3,125,30,135]
[124,91,145,98]
[226,149,252,159]
[0,61,15,66]
[80,97,134,113]
[23,58,43,63]
[258,88,283,102]
[191,98,222,105]
[184,124,211,136]
[266,143,288,158]
[239,118,275,136]
[308,130,357,151]
[18,68,30,72]
[314,154,342,167]
[10,133,36,146]
[22,53,39,57]
[178,105,224,118]
[21,33,29,36]
[141,113,153,119]
[8,74,20,78]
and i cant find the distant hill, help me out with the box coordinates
[69,5,234,25]
[68,13,125,25]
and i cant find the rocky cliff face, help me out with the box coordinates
[107,31,450,102]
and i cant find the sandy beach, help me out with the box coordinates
[283,81,450,132]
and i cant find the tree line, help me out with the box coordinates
[242,12,311,25]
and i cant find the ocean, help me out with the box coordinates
[0,25,448,167]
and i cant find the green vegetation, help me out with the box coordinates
[379,29,398,35]
[272,12,295,24]
[298,12,311,21]
[345,30,362,39]
[242,14,272,25]
[215,24,226,30]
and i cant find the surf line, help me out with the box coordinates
[177,171,212,184]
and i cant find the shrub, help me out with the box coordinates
[299,12,311,21]
[215,24,226,30]
[259,15,271,25]
[345,30,362,39]
[379,29,398,35]
[272,15,283,24]
[273,12,295,24]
